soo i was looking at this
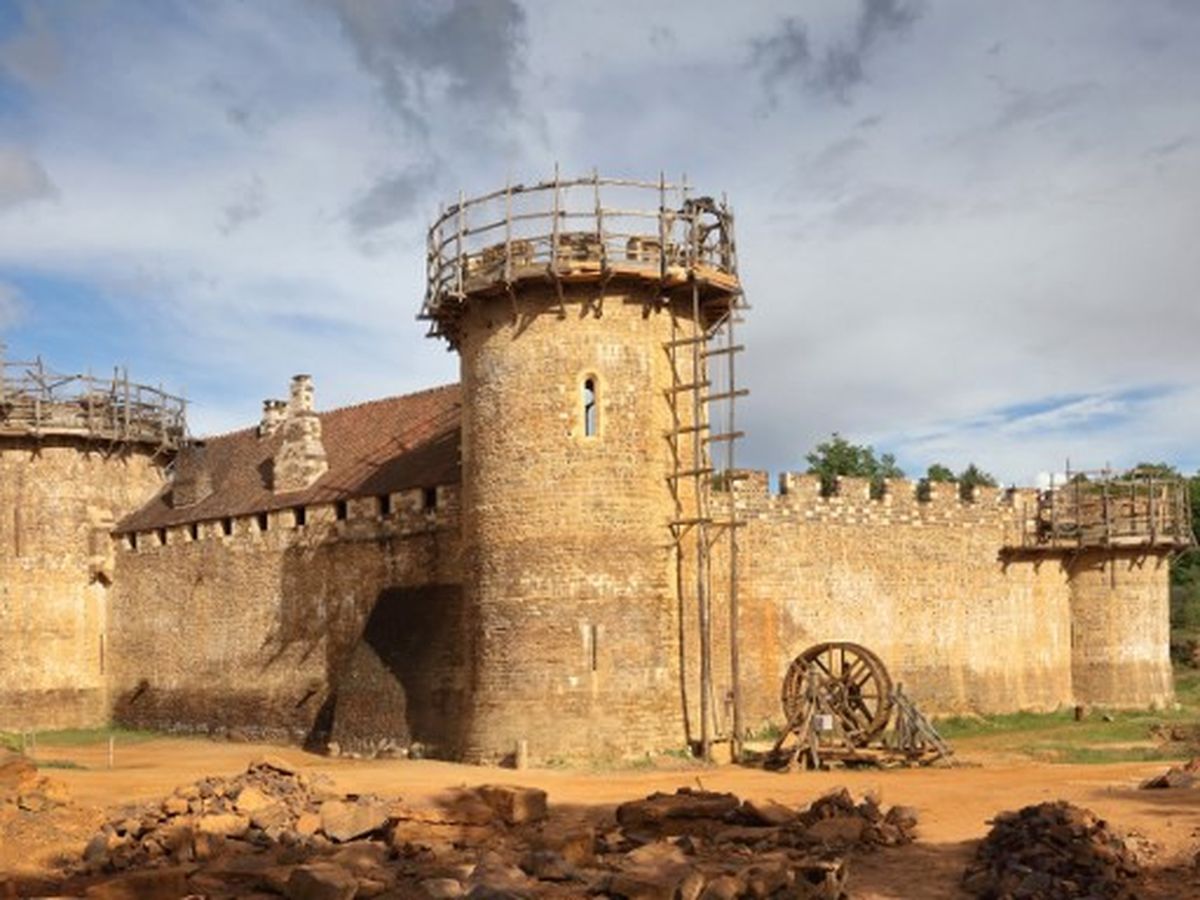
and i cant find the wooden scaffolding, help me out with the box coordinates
[659,178,748,761]
[0,347,186,451]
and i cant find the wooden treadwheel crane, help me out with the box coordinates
[770,641,952,770]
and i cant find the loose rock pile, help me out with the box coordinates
[0,749,70,813]
[962,801,1142,899]
[73,770,916,900]
[1139,757,1199,790]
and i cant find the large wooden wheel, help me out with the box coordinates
[781,642,894,746]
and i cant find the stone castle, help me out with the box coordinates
[1,175,1192,763]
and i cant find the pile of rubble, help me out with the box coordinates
[1140,757,1199,790]
[72,769,917,900]
[962,801,1142,899]
[0,749,70,814]
[79,755,371,873]
[615,786,917,850]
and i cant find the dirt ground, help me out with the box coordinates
[4,738,1200,898]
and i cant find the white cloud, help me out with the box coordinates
[0,147,56,209]
[0,0,1197,482]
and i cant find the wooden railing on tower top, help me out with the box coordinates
[1014,467,1194,550]
[421,171,741,347]
[0,351,186,450]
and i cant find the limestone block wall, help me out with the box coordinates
[0,439,166,730]
[1068,549,1173,709]
[701,473,1077,733]
[109,486,466,754]
[455,285,689,764]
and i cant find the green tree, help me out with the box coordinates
[1125,461,1180,479]
[805,433,903,497]
[1135,465,1200,642]
[925,463,956,483]
[957,463,997,500]
[917,463,955,501]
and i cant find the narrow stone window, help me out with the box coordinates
[221,517,233,536]
[188,522,199,541]
[293,506,306,528]
[335,499,348,521]
[583,378,597,437]
[256,512,269,532]
[378,494,392,517]
[126,533,137,551]
[589,623,599,672]
[422,487,437,511]
[156,527,167,547]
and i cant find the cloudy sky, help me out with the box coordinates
[1,0,1197,485]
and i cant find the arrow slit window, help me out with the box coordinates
[583,377,598,437]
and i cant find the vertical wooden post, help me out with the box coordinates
[1148,476,1157,544]
[503,178,512,286]
[550,164,561,276]
[455,191,466,300]
[692,280,712,763]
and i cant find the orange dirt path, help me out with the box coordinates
[7,738,1200,899]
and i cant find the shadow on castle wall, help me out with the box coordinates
[315,583,467,758]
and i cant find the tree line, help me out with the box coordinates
[804,432,997,500]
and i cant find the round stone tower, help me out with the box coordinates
[0,353,184,730]
[423,175,742,762]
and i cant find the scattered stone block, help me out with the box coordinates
[474,784,547,825]
[83,868,189,900]
[286,863,358,900]
[804,815,865,846]
[519,848,574,881]
[421,877,465,898]
[235,785,273,814]
[742,798,797,827]
[536,824,595,866]
[698,873,743,900]
[319,798,389,843]
[197,812,251,838]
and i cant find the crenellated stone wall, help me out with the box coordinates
[3,401,1174,755]
[108,486,467,755]
[0,438,166,730]
[690,471,1173,734]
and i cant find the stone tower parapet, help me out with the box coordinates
[0,354,179,730]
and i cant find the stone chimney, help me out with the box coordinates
[272,374,328,493]
[172,441,213,508]
[258,399,287,437]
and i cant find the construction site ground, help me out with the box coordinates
[3,729,1200,899]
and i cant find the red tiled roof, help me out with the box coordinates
[116,383,461,533]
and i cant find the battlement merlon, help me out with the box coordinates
[0,353,186,450]
[421,173,744,348]
[713,468,1195,551]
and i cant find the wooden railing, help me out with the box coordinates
[422,172,741,342]
[1016,468,1194,550]
[0,353,186,449]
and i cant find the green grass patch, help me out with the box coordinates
[1174,668,1200,707]
[744,722,783,742]
[934,664,1200,764]
[937,709,1076,740]
[1031,744,1180,765]
[0,726,158,752]
[938,709,1181,744]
